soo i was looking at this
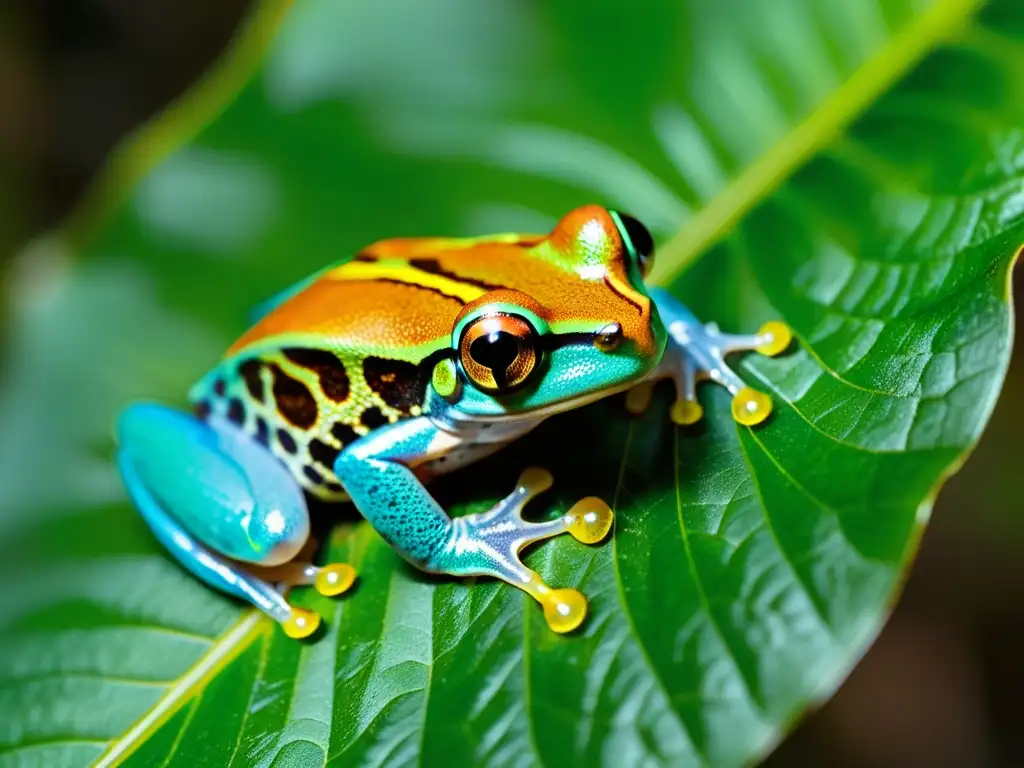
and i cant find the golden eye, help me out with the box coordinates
[459,313,539,393]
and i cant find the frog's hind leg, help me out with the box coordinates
[639,287,793,427]
[335,418,613,634]
[115,404,356,639]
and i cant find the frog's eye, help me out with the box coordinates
[612,211,655,277]
[459,313,540,393]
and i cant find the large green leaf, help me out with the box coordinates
[1,0,1021,766]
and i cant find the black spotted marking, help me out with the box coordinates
[269,364,318,428]
[308,438,340,469]
[303,465,324,485]
[254,416,270,446]
[360,407,389,430]
[324,480,344,494]
[331,422,360,446]
[277,428,298,454]
[238,359,264,402]
[194,400,212,419]
[363,357,425,414]
[213,378,226,397]
[282,348,350,403]
[353,252,376,263]
[227,397,246,425]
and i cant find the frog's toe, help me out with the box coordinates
[314,563,358,597]
[730,386,773,426]
[253,559,359,598]
[267,563,356,639]
[538,584,588,634]
[563,496,614,544]
[432,467,613,633]
[754,321,793,357]
[670,398,704,426]
[281,607,322,639]
[625,381,655,415]
[659,318,788,428]
[705,319,793,359]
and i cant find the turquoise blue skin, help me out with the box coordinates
[115,212,779,634]
[116,406,310,622]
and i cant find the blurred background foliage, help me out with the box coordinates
[0,0,1021,766]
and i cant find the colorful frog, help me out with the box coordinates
[115,205,790,638]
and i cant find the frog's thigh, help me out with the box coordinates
[116,404,327,628]
[117,404,311,566]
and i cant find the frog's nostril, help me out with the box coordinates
[594,322,623,352]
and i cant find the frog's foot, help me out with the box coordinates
[629,319,791,427]
[244,560,357,638]
[432,467,613,633]
[207,554,358,639]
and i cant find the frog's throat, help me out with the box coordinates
[432,377,642,428]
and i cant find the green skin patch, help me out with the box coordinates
[431,358,459,399]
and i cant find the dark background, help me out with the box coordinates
[2,2,1021,766]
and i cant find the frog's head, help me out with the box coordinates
[432,205,667,419]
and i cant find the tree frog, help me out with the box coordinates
[115,206,790,638]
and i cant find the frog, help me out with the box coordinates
[115,205,791,639]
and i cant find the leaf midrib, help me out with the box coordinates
[92,612,265,767]
[647,0,986,288]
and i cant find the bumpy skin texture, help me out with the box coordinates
[117,205,789,636]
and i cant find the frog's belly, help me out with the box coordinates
[417,441,509,478]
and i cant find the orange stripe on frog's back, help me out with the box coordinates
[228,216,655,357]
[228,275,471,356]
[228,235,534,356]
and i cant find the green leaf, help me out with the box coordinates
[1,0,1020,766]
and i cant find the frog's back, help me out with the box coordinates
[189,233,543,499]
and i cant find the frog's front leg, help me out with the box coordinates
[628,287,792,426]
[116,404,356,639]
[335,417,612,633]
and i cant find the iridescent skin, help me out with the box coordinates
[115,206,791,638]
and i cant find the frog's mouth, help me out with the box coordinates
[492,379,641,421]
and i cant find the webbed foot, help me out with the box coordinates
[432,468,613,633]
[250,559,358,638]
[629,291,792,426]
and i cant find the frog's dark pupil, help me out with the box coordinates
[616,212,654,267]
[470,331,520,389]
